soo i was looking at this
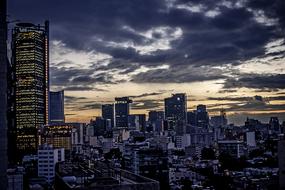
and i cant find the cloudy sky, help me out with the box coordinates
[9,0,285,125]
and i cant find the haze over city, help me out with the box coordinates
[9,0,285,124]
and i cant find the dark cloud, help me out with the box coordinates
[132,66,225,83]
[79,103,102,110]
[129,92,164,99]
[224,74,285,90]
[131,99,163,110]
[9,0,285,85]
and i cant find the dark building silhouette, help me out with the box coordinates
[128,114,146,131]
[102,104,114,128]
[164,93,187,130]
[115,97,132,128]
[269,117,280,133]
[11,21,49,159]
[148,111,164,132]
[0,0,7,187]
[49,90,64,124]
[187,111,196,126]
[211,110,227,127]
[92,117,106,136]
[148,111,164,123]
[196,104,209,128]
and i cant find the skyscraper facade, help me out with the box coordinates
[196,104,209,128]
[11,21,49,158]
[164,93,187,125]
[115,97,132,128]
[0,0,7,187]
[102,104,114,128]
[49,90,64,124]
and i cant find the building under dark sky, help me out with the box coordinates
[0,0,7,188]
[11,21,49,158]
[49,90,65,124]
[164,93,187,125]
[102,104,114,128]
[115,97,132,128]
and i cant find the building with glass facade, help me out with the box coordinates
[11,21,49,158]
[115,97,132,128]
[49,90,64,124]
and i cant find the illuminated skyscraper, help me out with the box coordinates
[0,0,7,187]
[11,21,49,158]
[115,97,132,128]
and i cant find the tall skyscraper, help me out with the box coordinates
[11,21,49,158]
[49,90,64,124]
[102,104,114,128]
[115,97,132,128]
[164,93,187,126]
[196,104,209,128]
[0,0,7,187]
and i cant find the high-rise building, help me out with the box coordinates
[148,111,164,132]
[11,21,49,158]
[164,93,187,130]
[49,91,64,124]
[128,114,146,131]
[196,104,209,128]
[269,117,280,133]
[102,104,114,128]
[115,97,132,128]
[0,0,7,187]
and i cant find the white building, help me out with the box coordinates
[38,144,65,184]
[246,131,256,147]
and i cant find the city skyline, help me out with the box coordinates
[8,0,285,125]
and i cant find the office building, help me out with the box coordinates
[115,97,132,128]
[92,117,106,136]
[128,114,146,131]
[39,124,72,151]
[164,93,187,129]
[269,117,280,133]
[187,111,196,126]
[49,90,64,124]
[196,104,209,128]
[38,144,64,184]
[124,146,169,190]
[246,131,256,147]
[148,111,164,132]
[102,104,114,128]
[11,21,49,157]
[0,0,7,187]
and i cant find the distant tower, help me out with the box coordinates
[11,21,49,159]
[0,0,8,187]
[164,93,187,123]
[115,97,132,128]
[49,90,65,124]
[102,104,114,128]
[196,104,209,128]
